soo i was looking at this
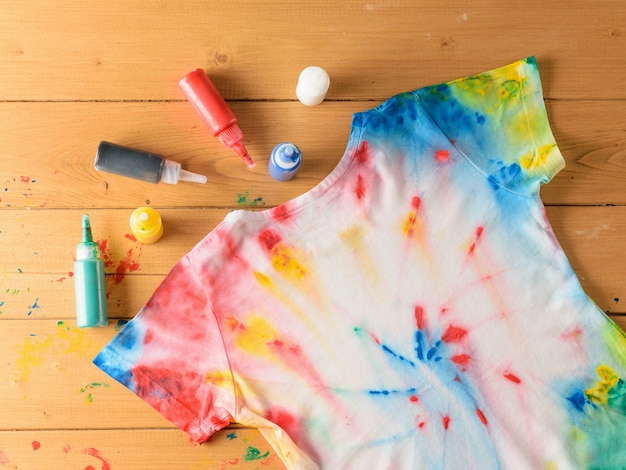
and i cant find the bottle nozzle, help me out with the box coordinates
[161,159,208,184]
[82,214,94,243]
[231,141,255,168]
[179,169,208,184]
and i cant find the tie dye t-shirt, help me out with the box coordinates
[94,57,626,469]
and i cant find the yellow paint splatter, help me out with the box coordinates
[14,321,99,384]
[55,322,94,355]
[14,335,54,383]
[585,365,620,405]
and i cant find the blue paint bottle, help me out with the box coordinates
[268,143,302,182]
[74,214,108,328]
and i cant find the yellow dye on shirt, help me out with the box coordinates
[402,210,420,237]
[253,270,317,332]
[585,365,620,405]
[270,243,307,281]
[205,370,233,388]
[229,314,278,357]
[520,144,556,170]
[254,271,273,288]
[339,225,377,282]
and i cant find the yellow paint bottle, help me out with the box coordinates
[130,207,163,244]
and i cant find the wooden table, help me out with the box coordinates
[1,1,624,468]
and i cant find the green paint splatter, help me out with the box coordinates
[237,192,266,207]
[79,382,110,404]
[243,446,270,462]
[226,432,237,440]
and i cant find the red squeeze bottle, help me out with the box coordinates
[179,69,255,168]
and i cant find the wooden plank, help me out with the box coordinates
[0,429,286,469]
[0,272,164,320]
[0,101,625,209]
[1,207,625,317]
[0,1,625,101]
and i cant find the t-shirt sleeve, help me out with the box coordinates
[93,255,236,443]
[416,56,565,195]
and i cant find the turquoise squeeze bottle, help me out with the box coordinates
[74,214,108,328]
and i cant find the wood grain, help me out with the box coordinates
[1,0,625,468]
[1,2,625,101]
[0,101,625,209]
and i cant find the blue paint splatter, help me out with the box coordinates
[226,432,237,440]
[27,297,40,316]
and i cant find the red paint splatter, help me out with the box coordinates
[68,271,74,277]
[20,176,30,183]
[414,305,425,329]
[354,174,366,200]
[97,239,114,268]
[418,421,426,429]
[441,325,468,343]
[504,371,522,384]
[435,149,449,163]
[442,416,451,430]
[476,409,488,425]
[258,229,282,251]
[112,248,141,285]
[0,448,10,465]
[411,196,421,210]
[31,441,41,451]
[409,395,419,403]
[124,233,137,242]
[62,444,72,453]
[450,354,470,367]
[81,447,111,470]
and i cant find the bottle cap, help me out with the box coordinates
[296,66,330,106]
[130,207,164,244]
[269,143,302,182]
